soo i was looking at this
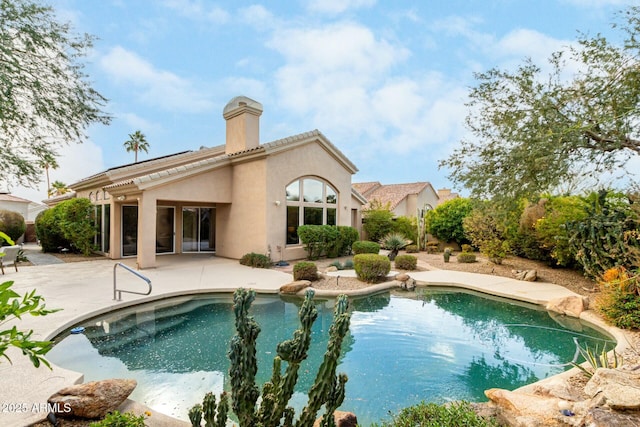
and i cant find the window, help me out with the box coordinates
[286,178,338,244]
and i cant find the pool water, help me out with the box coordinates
[47,289,613,425]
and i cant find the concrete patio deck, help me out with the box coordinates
[0,249,625,426]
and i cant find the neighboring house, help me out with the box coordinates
[54,96,363,268]
[0,192,47,243]
[436,188,460,205]
[353,181,440,218]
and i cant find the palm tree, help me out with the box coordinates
[39,153,59,198]
[50,180,69,197]
[123,130,150,163]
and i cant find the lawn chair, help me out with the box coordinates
[0,245,20,274]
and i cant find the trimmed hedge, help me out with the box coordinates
[293,261,318,281]
[352,240,380,255]
[395,254,417,270]
[297,225,359,259]
[35,198,95,255]
[0,209,26,244]
[239,252,272,268]
[354,253,390,283]
[457,252,477,263]
[405,244,419,253]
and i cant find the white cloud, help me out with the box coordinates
[306,0,376,14]
[238,5,278,30]
[99,46,214,113]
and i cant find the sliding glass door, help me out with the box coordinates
[156,206,175,254]
[122,205,138,257]
[182,207,215,252]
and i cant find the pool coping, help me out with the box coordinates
[0,256,631,427]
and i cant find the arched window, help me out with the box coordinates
[286,178,337,244]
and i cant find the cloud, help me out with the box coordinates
[99,46,214,113]
[306,0,376,14]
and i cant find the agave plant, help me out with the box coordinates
[380,232,412,261]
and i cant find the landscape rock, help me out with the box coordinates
[325,266,339,272]
[584,368,640,410]
[48,379,137,419]
[583,407,640,427]
[395,273,410,281]
[279,280,311,294]
[485,388,567,426]
[313,410,358,427]
[512,269,537,281]
[546,296,587,318]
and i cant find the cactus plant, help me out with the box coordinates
[190,288,352,427]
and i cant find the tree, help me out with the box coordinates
[424,198,473,244]
[38,153,58,199]
[123,130,150,163]
[0,0,110,189]
[440,6,640,201]
[362,200,394,242]
[50,180,69,197]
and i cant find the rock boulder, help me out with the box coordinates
[279,280,311,294]
[48,379,137,419]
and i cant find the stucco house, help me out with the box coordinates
[352,181,439,218]
[59,96,364,268]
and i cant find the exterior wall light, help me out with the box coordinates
[116,195,126,201]
[274,200,281,206]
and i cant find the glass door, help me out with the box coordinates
[182,207,215,252]
[122,205,138,257]
[156,207,175,254]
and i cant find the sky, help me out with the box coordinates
[8,0,635,203]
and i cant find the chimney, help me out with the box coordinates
[223,96,263,154]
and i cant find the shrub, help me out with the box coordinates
[405,244,418,253]
[596,267,640,329]
[362,201,395,242]
[35,209,69,252]
[352,240,380,255]
[457,252,477,263]
[0,210,26,244]
[395,255,417,270]
[89,410,147,427]
[343,259,354,269]
[463,206,510,264]
[336,226,359,256]
[354,254,391,283]
[56,198,95,255]
[461,244,473,253]
[380,232,411,261]
[393,216,417,244]
[293,261,318,281]
[329,260,344,270]
[424,198,473,245]
[239,252,272,268]
[297,225,358,259]
[373,401,499,427]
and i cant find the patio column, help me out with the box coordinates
[137,193,157,269]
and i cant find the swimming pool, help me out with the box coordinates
[47,289,613,425]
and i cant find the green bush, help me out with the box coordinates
[343,259,354,269]
[461,244,473,253]
[392,216,418,244]
[0,210,26,244]
[373,401,499,427]
[293,261,318,281]
[336,226,359,256]
[239,252,272,268]
[463,206,509,264]
[394,255,417,270]
[405,244,418,253]
[354,254,390,283]
[362,201,395,242]
[352,240,380,255]
[598,286,640,329]
[89,410,147,427]
[424,198,473,245]
[35,209,69,253]
[297,225,358,259]
[457,252,477,263]
[534,195,586,267]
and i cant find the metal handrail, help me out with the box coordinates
[113,262,152,301]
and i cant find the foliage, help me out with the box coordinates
[380,232,411,261]
[354,254,391,283]
[0,231,16,246]
[566,190,640,278]
[0,281,59,368]
[463,205,510,264]
[515,198,549,262]
[457,252,477,263]
[441,6,640,201]
[197,288,351,427]
[424,198,473,244]
[0,0,110,188]
[394,255,417,271]
[89,410,148,427]
[351,240,380,255]
[533,195,588,267]
[596,267,640,329]
[293,261,318,281]
[49,180,69,197]
[362,201,395,242]
[392,216,417,244]
[0,210,26,243]
[123,130,150,163]
[405,244,418,253]
[189,392,229,427]
[297,225,357,259]
[55,198,95,255]
[571,339,621,378]
[35,209,68,253]
[328,259,354,270]
[372,401,499,427]
[239,253,272,269]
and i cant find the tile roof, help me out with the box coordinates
[354,182,434,210]
[0,193,32,203]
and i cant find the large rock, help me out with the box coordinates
[395,273,416,291]
[583,407,640,427]
[584,368,640,410]
[513,269,537,281]
[48,379,137,419]
[546,296,587,318]
[313,410,358,427]
[279,280,311,294]
[485,388,568,426]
